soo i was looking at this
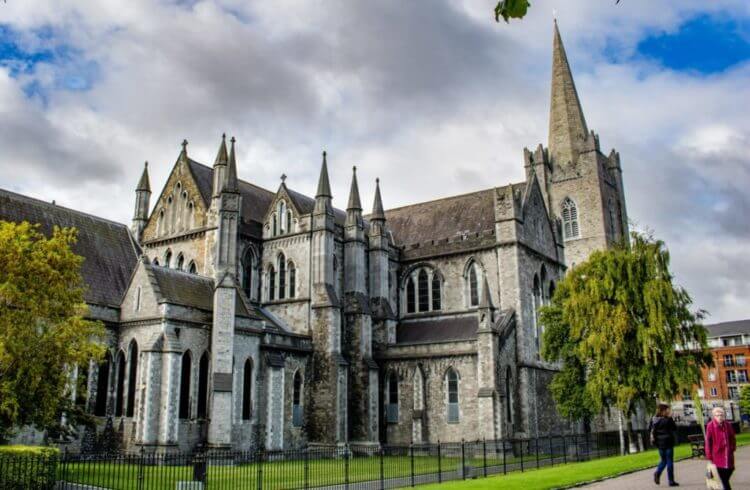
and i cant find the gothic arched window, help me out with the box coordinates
[287,211,293,233]
[447,368,459,423]
[406,277,416,314]
[561,197,580,240]
[197,352,209,418]
[288,262,296,299]
[505,366,513,423]
[292,370,303,427]
[268,266,276,301]
[431,272,442,311]
[242,249,254,299]
[272,214,278,237]
[533,274,542,353]
[242,358,253,420]
[386,372,398,423]
[418,269,429,312]
[469,264,479,307]
[179,351,191,419]
[608,198,618,239]
[278,254,286,300]
[126,340,138,417]
[115,351,126,417]
[188,261,197,274]
[164,249,172,268]
[94,353,111,416]
[176,253,185,271]
[278,201,287,233]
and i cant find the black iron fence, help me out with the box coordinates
[0,427,705,490]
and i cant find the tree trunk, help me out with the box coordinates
[626,417,639,453]
[618,412,626,455]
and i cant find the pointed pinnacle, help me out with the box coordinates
[315,150,332,198]
[179,139,188,162]
[223,136,239,192]
[136,161,151,192]
[214,133,228,167]
[479,274,493,309]
[347,165,362,211]
[371,177,385,221]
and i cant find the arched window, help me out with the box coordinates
[288,262,296,299]
[386,372,398,423]
[115,351,126,417]
[188,261,197,274]
[197,352,209,418]
[469,264,479,307]
[413,367,425,411]
[134,286,141,312]
[157,209,165,235]
[176,253,185,271]
[278,201,287,233]
[406,277,416,314]
[268,266,276,301]
[447,368,459,423]
[164,249,172,269]
[533,274,542,353]
[286,211,293,233]
[292,370,303,427]
[505,367,513,423]
[242,359,253,420]
[278,254,286,300]
[179,351,191,419]
[431,273,441,311]
[272,214,278,237]
[417,270,429,312]
[608,198,617,239]
[561,197,579,240]
[126,341,138,417]
[242,249,254,299]
[152,258,160,267]
[94,353,111,416]
[187,202,194,229]
[540,265,548,305]
[549,281,556,301]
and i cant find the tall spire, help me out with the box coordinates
[214,133,228,167]
[224,136,239,192]
[371,178,385,221]
[548,20,589,167]
[479,275,493,309]
[347,166,362,211]
[316,151,332,198]
[136,161,151,192]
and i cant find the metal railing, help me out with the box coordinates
[0,427,704,490]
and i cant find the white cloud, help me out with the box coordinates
[1,0,749,321]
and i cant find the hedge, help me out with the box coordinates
[0,445,59,489]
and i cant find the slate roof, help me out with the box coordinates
[705,320,750,338]
[186,159,346,228]
[148,264,255,318]
[378,188,497,247]
[396,316,479,344]
[0,188,140,308]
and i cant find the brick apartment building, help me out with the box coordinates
[672,319,750,425]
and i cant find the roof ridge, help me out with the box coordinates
[187,159,275,198]
[0,188,130,229]
[367,185,508,216]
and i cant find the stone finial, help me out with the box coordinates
[281,173,287,184]
[223,136,239,192]
[371,177,385,221]
[136,161,151,192]
[347,165,362,211]
[213,133,228,167]
[315,150,332,198]
[179,139,188,162]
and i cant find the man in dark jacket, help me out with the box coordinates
[649,403,679,486]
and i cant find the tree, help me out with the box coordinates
[740,385,750,423]
[495,0,621,23]
[541,232,711,450]
[0,221,105,442]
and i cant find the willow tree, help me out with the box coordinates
[541,232,710,451]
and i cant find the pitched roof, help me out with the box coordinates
[0,188,139,308]
[705,320,750,338]
[396,316,479,344]
[147,264,255,318]
[380,188,497,247]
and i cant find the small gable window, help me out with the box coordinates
[447,368,460,423]
[292,370,303,427]
[561,197,580,240]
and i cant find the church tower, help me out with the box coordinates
[132,161,151,243]
[526,20,629,268]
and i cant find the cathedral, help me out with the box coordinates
[1,22,628,452]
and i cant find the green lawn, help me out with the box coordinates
[420,432,750,490]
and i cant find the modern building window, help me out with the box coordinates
[406,277,416,314]
[418,270,429,312]
[738,370,748,383]
[197,352,209,418]
[447,368,459,423]
[724,354,734,367]
[242,359,253,420]
[431,273,442,311]
[278,254,286,300]
[726,371,738,383]
[736,354,747,367]
[469,265,479,307]
[288,262,296,299]
[386,372,399,424]
[729,386,740,399]
[268,266,276,301]
[179,351,191,419]
[561,197,580,240]
[292,370,303,427]
[710,387,718,397]
[94,353,111,416]
[126,341,138,417]
[708,370,717,382]
[115,351,126,417]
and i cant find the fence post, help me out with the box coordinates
[502,439,507,475]
[304,448,309,490]
[410,444,415,487]
[483,438,487,477]
[136,446,145,490]
[535,436,540,469]
[520,439,524,472]
[575,434,580,461]
[549,435,553,467]
[257,447,264,490]
[461,440,466,480]
[344,445,350,490]
[437,441,442,484]
[379,447,385,490]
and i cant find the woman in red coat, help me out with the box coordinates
[705,406,737,490]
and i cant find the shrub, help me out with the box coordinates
[0,445,59,489]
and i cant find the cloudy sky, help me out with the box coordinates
[1,0,749,322]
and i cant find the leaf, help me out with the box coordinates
[495,0,531,23]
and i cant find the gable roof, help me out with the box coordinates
[379,188,498,247]
[0,188,140,308]
[705,320,750,338]
[147,264,255,318]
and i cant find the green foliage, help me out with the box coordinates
[494,0,530,23]
[740,385,750,420]
[0,221,105,442]
[692,390,706,438]
[541,232,711,420]
[0,445,60,456]
[0,445,59,489]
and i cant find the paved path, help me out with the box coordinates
[580,445,750,489]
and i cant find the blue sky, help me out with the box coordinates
[0,0,749,323]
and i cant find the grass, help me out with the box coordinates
[420,432,750,490]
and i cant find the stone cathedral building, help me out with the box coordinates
[1,23,628,451]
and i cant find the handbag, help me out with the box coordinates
[705,462,723,489]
